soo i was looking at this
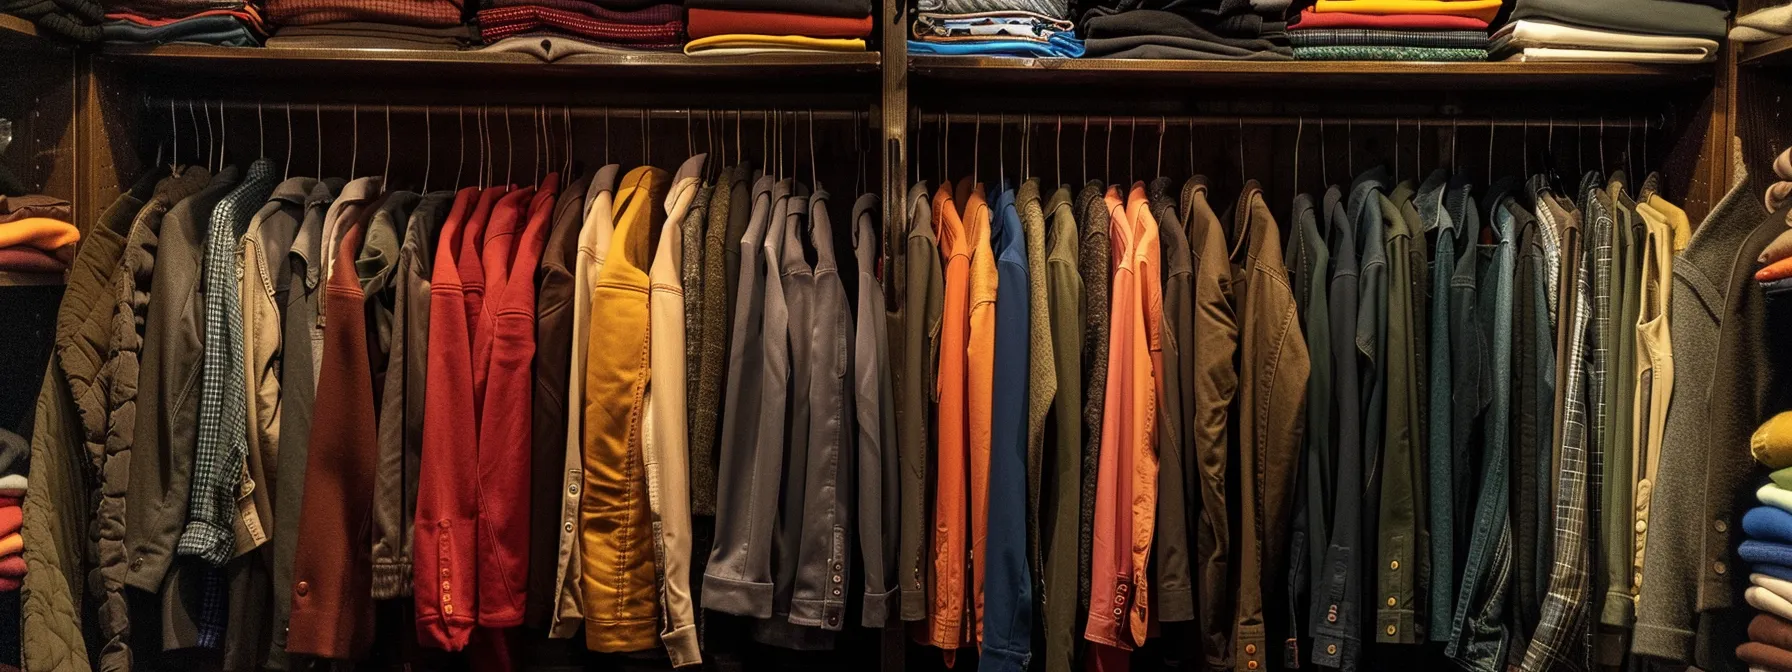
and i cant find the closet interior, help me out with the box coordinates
[1,0,1782,667]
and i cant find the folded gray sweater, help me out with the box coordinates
[1512,0,1728,40]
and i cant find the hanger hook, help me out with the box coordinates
[284,101,293,180]
[1055,115,1063,188]
[170,100,180,172]
[1127,117,1135,186]
[1106,115,1114,183]
[1488,117,1496,182]
[1294,116,1303,196]
[1156,116,1165,182]
[349,103,359,179]
[1236,117,1244,183]
[315,104,323,181]
[257,101,264,160]
[423,106,432,193]
[383,103,392,188]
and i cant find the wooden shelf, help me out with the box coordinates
[0,270,65,287]
[0,13,45,51]
[98,44,882,82]
[1742,35,1792,67]
[909,55,1712,90]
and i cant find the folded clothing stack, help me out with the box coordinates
[0,0,102,42]
[0,430,23,593]
[1493,0,1726,63]
[908,0,1081,58]
[1069,0,1288,60]
[1733,3,1792,44]
[263,0,465,49]
[1758,147,1792,296]
[0,195,76,274]
[684,0,867,55]
[1290,0,1497,61]
[100,0,263,45]
[1739,414,1792,668]
[476,0,681,56]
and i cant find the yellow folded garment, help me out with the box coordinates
[0,533,18,558]
[683,34,867,56]
[1756,410,1792,469]
[0,217,79,263]
[1313,0,1502,21]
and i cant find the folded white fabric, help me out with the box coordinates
[1502,48,1714,63]
[1739,3,1792,34]
[1760,573,1792,603]
[1495,20,1719,58]
[1748,585,1792,622]
[1732,25,1785,43]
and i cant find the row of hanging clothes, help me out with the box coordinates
[881,112,1744,672]
[18,102,906,672]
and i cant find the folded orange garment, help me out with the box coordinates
[0,507,18,539]
[1761,254,1792,282]
[105,7,266,33]
[0,534,20,559]
[1313,0,1501,22]
[0,218,79,264]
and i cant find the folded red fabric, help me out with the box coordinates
[265,0,462,29]
[0,577,18,593]
[1290,9,1489,30]
[1761,254,1792,282]
[1739,642,1792,672]
[0,507,19,539]
[105,6,264,32]
[0,248,66,274]
[483,0,679,24]
[0,554,23,579]
[476,5,681,45]
[687,7,871,39]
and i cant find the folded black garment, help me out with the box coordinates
[1082,8,1286,51]
[1289,28,1489,49]
[684,0,872,19]
[1512,0,1728,40]
[1085,34,1292,58]
[267,21,476,48]
[916,0,1070,21]
[1210,13,1283,38]
[1081,0,1254,20]
[1,0,102,41]
[102,13,257,45]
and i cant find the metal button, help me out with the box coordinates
[1387,597,1396,607]
[1635,520,1647,533]
[438,520,449,529]
[565,522,574,533]
[1327,645,1337,655]
[1247,661,1258,670]
[1245,644,1257,655]
[1118,584,1130,593]
[834,563,843,572]
[569,484,578,495]
[445,604,454,615]
[1715,520,1729,533]
[1386,625,1397,636]
[441,568,450,578]
[833,575,843,584]
[1327,613,1337,623]
[442,581,451,591]
[1389,560,1399,571]
[833,588,841,596]
[1116,594,1127,605]
[296,581,309,597]
[1113,607,1123,617]
[131,558,143,571]
[1715,561,1728,575]
[828,615,839,627]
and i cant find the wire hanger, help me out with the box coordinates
[1236,118,1245,186]
[974,113,982,186]
[1106,116,1113,185]
[284,102,293,180]
[201,101,213,174]
[383,103,392,188]
[349,103,359,180]
[423,107,433,193]
[1156,117,1165,183]
[808,109,818,191]
[216,101,226,173]
[1487,117,1495,184]
[565,105,575,178]
[315,104,323,181]
[256,101,264,161]
[1346,118,1354,178]
[1127,118,1135,186]
[1055,115,1063,188]
[1294,117,1304,197]
[1082,117,1089,186]
[504,105,515,188]
[998,113,1006,187]
[169,100,180,174]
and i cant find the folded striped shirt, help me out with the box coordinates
[1289,28,1488,48]
[1292,45,1487,61]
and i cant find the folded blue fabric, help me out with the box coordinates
[1742,540,1792,567]
[102,15,258,46]
[1757,563,1792,583]
[1748,506,1792,544]
[907,31,1084,57]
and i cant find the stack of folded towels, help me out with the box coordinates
[1740,412,1792,670]
[262,0,472,49]
[1289,0,1498,61]
[0,430,23,594]
[0,0,102,42]
[1075,0,1289,60]
[1492,0,1726,63]
[684,0,868,56]
[100,0,264,46]
[1757,148,1792,298]
[0,194,77,275]
[1733,2,1792,44]
[907,0,1081,58]
[478,0,681,57]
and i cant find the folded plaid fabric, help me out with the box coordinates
[478,4,681,45]
[1289,28,1487,49]
[1293,44,1486,60]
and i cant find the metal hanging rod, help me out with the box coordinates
[143,98,868,121]
[914,112,1663,129]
